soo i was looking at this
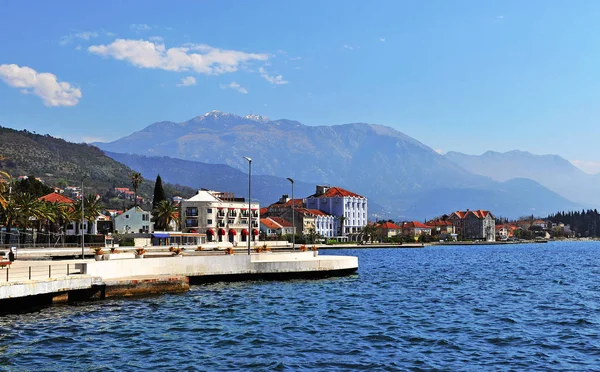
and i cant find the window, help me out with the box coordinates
[186,219,198,227]
[228,219,234,224]
[207,208,213,214]
[207,219,213,225]
[126,215,129,219]
[186,207,198,216]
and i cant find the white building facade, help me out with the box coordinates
[306,186,368,241]
[180,190,260,244]
[113,206,152,234]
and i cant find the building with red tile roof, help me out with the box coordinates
[448,209,496,241]
[377,221,402,238]
[402,221,432,237]
[39,193,74,204]
[426,220,456,236]
[306,185,367,241]
[260,217,295,238]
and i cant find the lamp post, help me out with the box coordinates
[286,178,295,250]
[243,156,252,255]
[80,176,87,259]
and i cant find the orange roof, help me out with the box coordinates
[259,207,268,215]
[379,221,402,229]
[260,218,281,229]
[270,217,292,227]
[452,210,491,219]
[403,221,429,229]
[295,208,330,217]
[39,193,74,204]
[313,186,364,198]
[426,220,453,227]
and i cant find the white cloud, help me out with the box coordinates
[130,24,152,32]
[149,36,164,42]
[176,76,197,87]
[220,81,248,94]
[89,39,269,75]
[570,160,600,174]
[343,44,355,50]
[258,67,288,85]
[379,37,386,42]
[59,30,99,45]
[0,64,82,107]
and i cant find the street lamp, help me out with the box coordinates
[286,178,295,250]
[80,175,87,259]
[243,156,252,255]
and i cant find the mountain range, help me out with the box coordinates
[446,150,600,208]
[95,111,583,219]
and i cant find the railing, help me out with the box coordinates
[1,263,84,282]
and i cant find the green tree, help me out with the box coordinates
[83,194,103,234]
[152,174,166,211]
[153,200,179,231]
[130,172,143,207]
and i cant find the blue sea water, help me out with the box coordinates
[2,241,600,371]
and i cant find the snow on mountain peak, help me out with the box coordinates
[244,114,270,123]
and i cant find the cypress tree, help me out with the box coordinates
[152,174,166,211]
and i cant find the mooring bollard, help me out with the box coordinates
[49,265,51,278]
[29,266,31,280]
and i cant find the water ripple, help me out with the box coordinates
[2,242,600,370]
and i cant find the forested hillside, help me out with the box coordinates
[0,127,195,209]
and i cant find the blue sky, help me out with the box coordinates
[2,1,600,172]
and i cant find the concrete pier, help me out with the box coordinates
[0,251,358,310]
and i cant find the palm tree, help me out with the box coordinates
[13,192,43,244]
[130,172,143,208]
[83,194,103,234]
[0,170,10,210]
[153,200,179,231]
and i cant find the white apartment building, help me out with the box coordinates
[306,185,368,241]
[180,190,260,244]
[113,206,152,234]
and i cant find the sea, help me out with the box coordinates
[1,241,600,371]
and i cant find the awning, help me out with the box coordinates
[153,233,170,238]
[228,229,237,235]
[228,208,235,210]
[189,229,197,233]
[241,229,249,236]
[251,208,258,211]
[241,208,247,210]
[206,229,215,235]
[252,229,259,236]
[218,228,226,235]
[217,207,223,210]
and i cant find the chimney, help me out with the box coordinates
[316,185,329,196]
[279,194,290,203]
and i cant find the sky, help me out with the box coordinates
[2,1,600,172]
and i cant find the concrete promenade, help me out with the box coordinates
[0,250,358,308]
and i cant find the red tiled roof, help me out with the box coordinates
[379,221,402,229]
[294,208,330,217]
[403,221,429,229]
[259,207,268,215]
[39,193,74,204]
[260,218,281,229]
[270,217,293,227]
[426,220,453,227]
[313,186,364,199]
[452,210,491,219]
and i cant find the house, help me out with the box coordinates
[264,195,336,239]
[38,192,99,236]
[260,217,294,238]
[402,221,432,237]
[306,185,367,241]
[531,219,548,229]
[448,209,496,241]
[180,189,259,244]
[378,221,402,238]
[113,206,151,234]
[426,220,456,236]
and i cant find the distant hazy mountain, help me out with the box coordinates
[405,178,581,219]
[446,150,600,208]
[95,111,581,219]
